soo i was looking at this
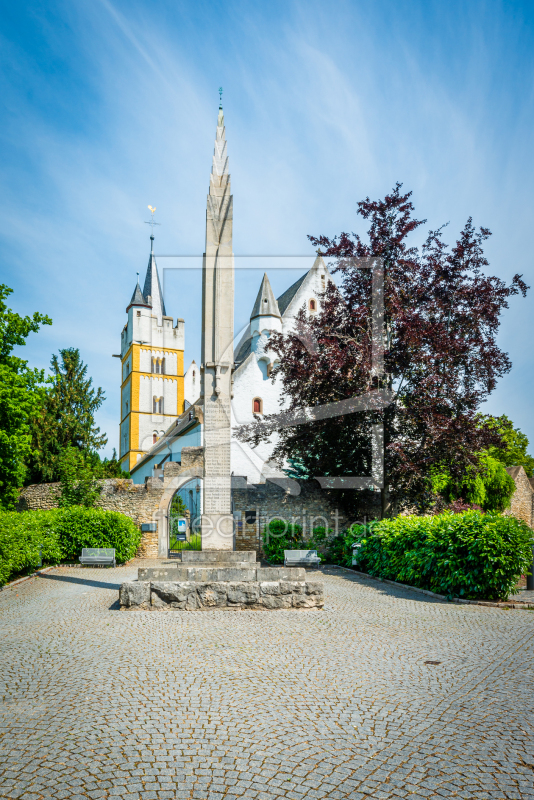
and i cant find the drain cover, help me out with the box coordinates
[424,660,442,665]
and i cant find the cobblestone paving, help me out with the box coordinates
[1,564,533,800]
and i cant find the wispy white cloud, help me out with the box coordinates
[1,0,533,454]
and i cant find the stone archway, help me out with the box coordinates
[155,461,203,557]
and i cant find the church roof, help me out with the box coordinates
[142,242,167,320]
[250,273,281,319]
[129,282,147,306]
[276,273,308,316]
[234,336,252,365]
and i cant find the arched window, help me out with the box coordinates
[253,397,263,414]
[309,299,316,311]
[153,433,158,444]
[161,357,166,375]
[153,395,164,413]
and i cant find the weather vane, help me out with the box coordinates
[145,205,161,237]
[219,86,223,108]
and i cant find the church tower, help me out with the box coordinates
[119,233,185,471]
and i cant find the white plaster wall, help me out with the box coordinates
[121,380,131,420]
[122,356,132,383]
[139,348,178,375]
[139,376,177,415]
[184,361,199,405]
[230,349,287,483]
[139,415,168,452]
[120,417,130,458]
[250,314,282,337]
[282,258,332,336]
[122,307,184,358]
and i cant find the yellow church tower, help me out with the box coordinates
[119,230,185,471]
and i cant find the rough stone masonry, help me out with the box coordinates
[119,549,324,611]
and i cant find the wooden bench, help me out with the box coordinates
[79,548,116,568]
[284,549,321,569]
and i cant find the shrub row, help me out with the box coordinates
[263,511,533,601]
[0,508,142,586]
[332,511,533,601]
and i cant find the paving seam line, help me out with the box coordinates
[329,566,534,610]
[0,566,57,592]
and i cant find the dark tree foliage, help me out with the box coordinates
[28,348,108,483]
[237,185,528,515]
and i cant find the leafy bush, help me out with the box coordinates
[0,508,141,585]
[262,519,330,563]
[349,512,533,601]
[51,507,141,563]
[0,510,63,586]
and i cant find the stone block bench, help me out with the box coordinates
[119,579,324,611]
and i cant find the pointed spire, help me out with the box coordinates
[206,99,232,251]
[251,273,281,319]
[129,281,147,306]
[142,234,166,323]
[126,273,150,312]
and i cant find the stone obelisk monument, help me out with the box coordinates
[200,100,235,549]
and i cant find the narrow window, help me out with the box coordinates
[136,310,141,317]
[192,370,196,378]
[159,397,164,414]
[253,397,263,414]
[153,395,158,413]
[153,433,158,444]
[309,299,316,311]
[161,357,166,375]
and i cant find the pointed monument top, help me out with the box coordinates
[251,273,281,320]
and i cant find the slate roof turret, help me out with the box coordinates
[250,273,281,319]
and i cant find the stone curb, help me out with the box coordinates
[330,566,534,609]
[0,565,57,592]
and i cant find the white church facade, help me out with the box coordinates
[125,104,331,485]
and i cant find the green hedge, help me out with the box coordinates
[0,508,142,586]
[341,512,533,601]
[262,520,330,564]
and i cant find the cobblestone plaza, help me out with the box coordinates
[1,564,533,800]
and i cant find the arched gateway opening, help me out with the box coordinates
[168,477,202,557]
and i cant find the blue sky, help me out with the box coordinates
[1,0,533,457]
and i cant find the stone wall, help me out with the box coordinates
[232,480,350,555]
[505,466,534,528]
[17,477,168,558]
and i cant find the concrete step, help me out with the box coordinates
[179,550,257,563]
[137,566,307,583]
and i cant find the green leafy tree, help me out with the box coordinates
[98,449,131,479]
[0,285,51,508]
[29,348,107,482]
[485,415,534,477]
[57,446,103,508]
[432,452,515,513]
